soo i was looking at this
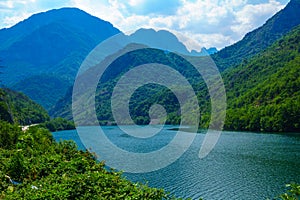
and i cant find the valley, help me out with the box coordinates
[0,0,300,199]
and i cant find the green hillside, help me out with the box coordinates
[12,75,70,111]
[224,25,300,132]
[0,88,49,125]
[52,45,210,125]
[49,1,300,133]
[52,25,300,132]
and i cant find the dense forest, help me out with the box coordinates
[224,25,300,132]
[0,88,49,125]
[52,46,211,126]
[12,75,71,111]
[52,25,300,133]
[0,88,74,132]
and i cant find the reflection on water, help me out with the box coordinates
[53,126,300,200]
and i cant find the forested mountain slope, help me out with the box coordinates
[224,25,300,132]
[0,8,120,110]
[0,88,49,125]
[50,2,300,133]
[51,45,209,125]
[51,25,300,132]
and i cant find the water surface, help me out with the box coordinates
[52,126,300,199]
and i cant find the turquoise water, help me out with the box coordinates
[52,126,300,199]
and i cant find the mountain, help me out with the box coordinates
[50,44,199,123]
[51,1,300,130]
[203,47,218,55]
[212,0,300,71]
[224,25,300,132]
[0,88,49,125]
[0,7,120,110]
[12,75,70,110]
[128,28,217,56]
[0,8,218,111]
[50,32,212,123]
[53,23,300,132]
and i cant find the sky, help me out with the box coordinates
[0,0,290,49]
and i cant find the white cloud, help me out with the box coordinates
[0,0,289,49]
[186,32,235,50]
[231,0,285,40]
[0,0,70,27]
[2,13,30,27]
[71,0,126,28]
[128,0,144,7]
[120,0,182,15]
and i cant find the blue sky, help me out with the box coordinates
[0,0,290,49]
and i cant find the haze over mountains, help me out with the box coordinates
[0,7,218,110]
[0,8,120,110]
[0,7,120,84]
[1,0,300,132]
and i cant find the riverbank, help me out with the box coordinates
[0,121,176,199]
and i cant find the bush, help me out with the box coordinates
[38,117,75,132]
[0,125,178,199]
[0,121,21,149]
[278,183,300,200]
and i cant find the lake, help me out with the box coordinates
[52,126,300,199]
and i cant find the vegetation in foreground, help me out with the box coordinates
[0,121,299,199]
[0,88,176,199]
[277,183,300,200]
[0,121,179,199]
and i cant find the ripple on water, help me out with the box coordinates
[53,127,300,200]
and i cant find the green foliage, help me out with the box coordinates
[0,88,74,133]
[39,117,75,132]
[277,183,300,200]
[0,121,20,149]
[0,88,50,125]
[53,24,300,133]
[12,75,71,111]
[0,121,180,199]
[0,89,14,123]
[223,25,300,132]
[52,47,209,127]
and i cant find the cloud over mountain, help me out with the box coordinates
[0,0,289,49]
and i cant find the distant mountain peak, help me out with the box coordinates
[130,28,190,54]
[0,7,120,109]
[12,7,113,27]
[130,28,217,56]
